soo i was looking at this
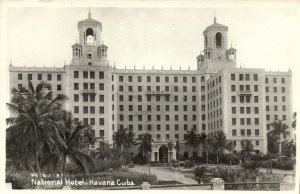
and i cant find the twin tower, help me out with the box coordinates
[71,12,237,72]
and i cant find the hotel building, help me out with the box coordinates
[9,12,293,161]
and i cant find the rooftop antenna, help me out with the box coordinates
[88,8,91,19]
[214,11,217,23]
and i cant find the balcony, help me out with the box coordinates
[81,89,96,95]
[145,90,171,96]
[239,90,252,96]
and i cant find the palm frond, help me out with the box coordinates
[6,103,26,114]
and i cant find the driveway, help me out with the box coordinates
[128,165,197,184]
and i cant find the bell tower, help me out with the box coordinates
[197,16,237,72]
[72,10,108,66]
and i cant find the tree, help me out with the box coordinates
[211,131,227,166]
[96,139,112,160]
[281,139,296,158]
[167,140,176,169]
[137,133,153,163]
[6,81,68,177]
[241,140,254,159]
[185,128,200,147]
[199,132,209,165]
[113,128,136,164]
[225,141,236,167]
[39,112,95,185]
[269,120,289,160]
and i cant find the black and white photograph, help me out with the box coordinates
[1,0,299,192]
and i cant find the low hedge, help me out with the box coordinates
[261,160,295,170]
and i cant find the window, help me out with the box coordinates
[201,76,205,82]
[74,83,79,90]
[281,78,285,84]
[99,106,104,114]
[90,106,95,114]
[99,118,104,125]
[255,129,259,136]
[216,32,222,47]
[137,76,142,82]
[57,85,61,91]
[175,124,179,131]
[74,94,79,102]
[266,87,269,93]
[165,76,169,82]
[83,71,88,79]
[240,107,244,114]
[273,78,277,83]
[83,95,88,102]
[138,125,143,131]
[83,106,88,113]
[147,125,152,131]
[232,129,236,136]
[174,86,178,92]
[98,72,104,79]
[119,76,123,82]
[47,74,52,81]
[99,95,104,102]
[282,87,285,93]
[240,118,245,125]
[38,74,42,80]
[183,77,187,83]
[231,85,236,92]
[147,76,151,82]
[74,106,79,113]
[247,129,251,136]
[128,76,132,82]
[231,118,236,125]
[254,85,258,92]
[265,78,269,83]
[255,118,259,125]
[239,74,244,81]
[254,107,259,114]
[156,76,160,82]
[254,96,258,103]
[18,74,22,80]
[192,77,196,83]
[174,77,178,82]
[232,107,236,114]
[241,129,245,136]
[27,74,32,80]
[231,74,235,81]
[245,74,250,81]
[254,74,258,81]
[88,72,94,79]
[183,86,187,92]
[231,96,236,103]
[57,74,62,81]
[273,87,277,93]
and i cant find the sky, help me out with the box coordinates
[5,6,300,114]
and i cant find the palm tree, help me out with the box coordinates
[185,128,200,147]
[225,141,236,167]
[241,140,254,159]
[269,120,289,160]
[6,81,68,177]
[96,138,112,160]
[113,128,136,164]
[137,133,153,162]
[199,132,209,165]
[211,131,227,166]
[167,140,176,169]
[175,138,181,161]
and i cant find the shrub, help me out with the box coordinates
[6,171,42,189]
[183,160,194,168]
[241,159,261,172]
[261,159,294,170]
[194,166,206,184]
[70,169,157,189]
[94,159,122,172]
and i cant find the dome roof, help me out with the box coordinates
[78,11,101,25]
[203,17,228,33]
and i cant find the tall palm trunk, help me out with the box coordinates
[120,144,124,164]
[278,133,282,161]
[229,151,232,168]
[34,125,41,178]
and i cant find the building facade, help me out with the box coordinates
[9,12,293,161]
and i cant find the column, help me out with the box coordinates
[211,178,224,190]
[151,151,155,162]
[172,148,177,161]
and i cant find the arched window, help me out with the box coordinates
[205,35,208,47]
[86,28,94,45]
[216,32,222,48]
